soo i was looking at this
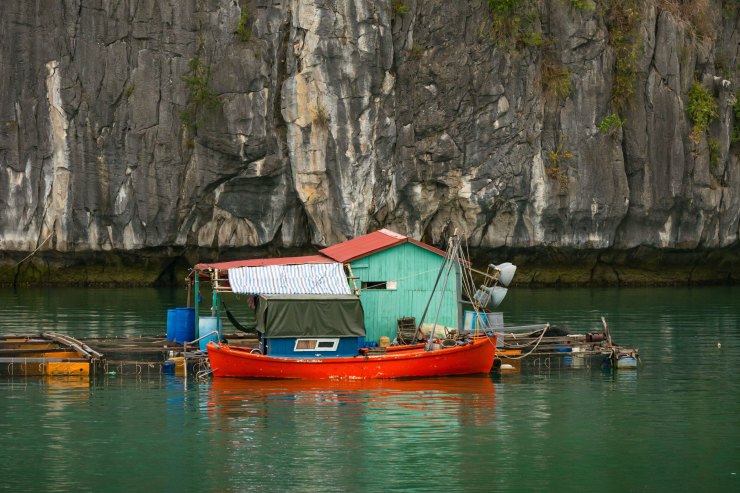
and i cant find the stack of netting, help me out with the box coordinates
[396,317,418,344]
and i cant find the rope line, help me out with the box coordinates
[13,232,55,267]
[497,326,550,360]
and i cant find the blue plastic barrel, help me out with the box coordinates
[166,307,195,343]
[198,316,222,351]
[166,309,177,341]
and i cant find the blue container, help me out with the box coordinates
[198,316,222,351]
[166,309,177,340]
[166,307,195,343]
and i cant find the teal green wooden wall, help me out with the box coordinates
[350,243,458,343]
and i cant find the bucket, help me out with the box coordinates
[168,356,186,376]
[166,307,195,343]
[198,316,222,351]
[378,336,391,348]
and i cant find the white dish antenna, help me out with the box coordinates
[473,285,509,309]
[490,262,517,287]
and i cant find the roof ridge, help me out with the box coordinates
[377,228,407,240]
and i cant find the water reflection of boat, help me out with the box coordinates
[208,376,496,416]
[209,374,496,395]
[206,376,497,487]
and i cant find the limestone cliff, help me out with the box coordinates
[0,0,738,284]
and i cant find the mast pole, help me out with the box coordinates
[413,241,452,344]
[456,242,464,334]
[426,236,458,351]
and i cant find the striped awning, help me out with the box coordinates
[228,263,351,295]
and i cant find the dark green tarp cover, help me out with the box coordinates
[256,295,366,338]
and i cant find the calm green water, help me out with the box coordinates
[1,286,738,492]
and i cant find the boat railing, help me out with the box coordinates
[183,330,219,350]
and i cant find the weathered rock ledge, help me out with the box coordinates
[2,244,737,287]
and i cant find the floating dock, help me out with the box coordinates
[2,322,637,378]
[1,333,103,377]
[0,332,259,378]
[494,318,639,372]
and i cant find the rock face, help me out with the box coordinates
[0,0,738,283]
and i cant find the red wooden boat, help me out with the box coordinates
[206,335,497,379]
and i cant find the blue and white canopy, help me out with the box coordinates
[228,262,351,295]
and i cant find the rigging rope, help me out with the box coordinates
[497,325,550,360]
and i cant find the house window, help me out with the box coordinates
[362,281,397,290]
[294,338,339,352]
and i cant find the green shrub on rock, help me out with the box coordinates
[687,81,718,139]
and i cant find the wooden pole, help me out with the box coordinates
[194,272,200,343]
[212,269,219,317]
[455,243,464,335]
[601,316,613,347]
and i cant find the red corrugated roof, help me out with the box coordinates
[195,255,331,271]
[319,229,404,263]
[319,228,446,263]
[193,230,448,276]
[407,237,447,258]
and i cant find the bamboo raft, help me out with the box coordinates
[494,317,639,372]
[0,332,258,377]
[0,333,104,377]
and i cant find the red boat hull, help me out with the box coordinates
[207,336,497,379]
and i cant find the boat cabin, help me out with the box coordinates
[255,294,366,358]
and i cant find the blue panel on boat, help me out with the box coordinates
[167,307,195,343]
[267,337,361,357]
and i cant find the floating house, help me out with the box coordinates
[193,229,459,345]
